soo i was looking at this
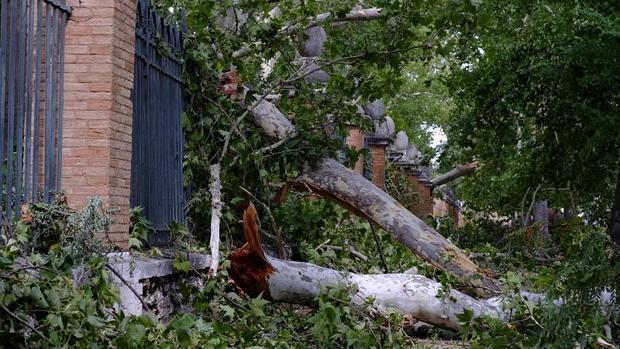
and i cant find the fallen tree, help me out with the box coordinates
[208,2,501,297]
[230,204,505,331]
[251,100,501,297]
[279,159,501,297]
[230,205,618,333]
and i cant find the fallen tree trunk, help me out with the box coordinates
[282,159,501,297]
[230,205,504,331]
[431,162,480,189]
[265,259,503,331]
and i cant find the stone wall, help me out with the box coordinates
[63,0,137,248]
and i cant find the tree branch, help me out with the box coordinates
[431,162,480,188]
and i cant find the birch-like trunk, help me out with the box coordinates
[288,159,501,297]
[264,258,504,331]
[431,162,480,189]
[209,164,223,275]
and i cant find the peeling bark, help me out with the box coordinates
[431,162,480,189]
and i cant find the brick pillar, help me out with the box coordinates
[62,0,137,249]
[345,125,364,174]
[407,169,434,219]
[366,136,391,189]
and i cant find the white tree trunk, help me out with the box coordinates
[232,256,505,331]
[285,159,502,297]
[208,164,223,275]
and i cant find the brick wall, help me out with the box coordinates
[366,137,390,189]
[408,171,433,219]
[62,0,137,249]
[345,125,364,174]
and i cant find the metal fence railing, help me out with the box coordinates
[0,0,70,219]
[131,0,185,246]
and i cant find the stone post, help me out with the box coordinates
[62,0,137,249]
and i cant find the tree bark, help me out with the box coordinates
[283,159,502,297]
[431,162,480,189]
[611,166,620,245]
[532,200,550,239]
[264,258,503,331]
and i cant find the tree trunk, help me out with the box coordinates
[611,167,620,245]
[282,159,502,297]
[431,162,480,189]
[229,205,504,331]
[264,258,503,331]
[532,200,550,239]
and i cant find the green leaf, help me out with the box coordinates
[170,313,195,330]
[219,304,235,319]
[46,314,64,329]
[87,315,107,328]
[173,257,192,273]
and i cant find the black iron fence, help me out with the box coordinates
[0,0,70,219]
[131,0,185,246]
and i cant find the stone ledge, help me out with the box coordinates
[106,252,211,316]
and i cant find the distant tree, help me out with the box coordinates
[444,0,620,236]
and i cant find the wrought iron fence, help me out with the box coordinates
[0,0,70,219]
[131,0,185,246]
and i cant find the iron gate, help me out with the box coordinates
[0,0,70,219]
[131,0,185,245]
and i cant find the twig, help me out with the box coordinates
[369,221,389,273]
[0,303,51,343]
[314,239,332,251]
[253,135,292,156]
[105,264,152,313]
[320,244,369,262]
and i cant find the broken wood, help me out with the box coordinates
[431,162,480,189]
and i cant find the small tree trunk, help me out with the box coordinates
[532,200,550,239]
[611,167,620,245]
